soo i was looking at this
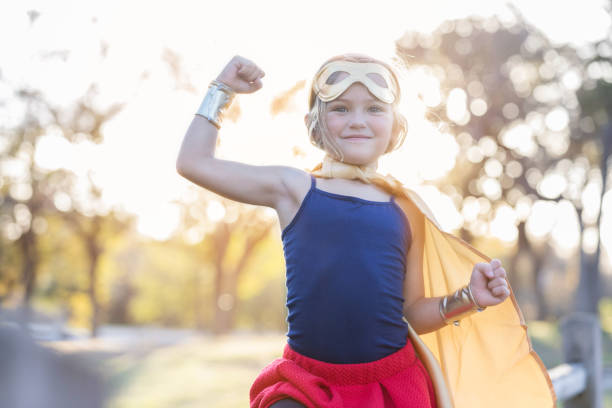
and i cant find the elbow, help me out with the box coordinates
[176,156,214,176]
[404,315,427,336]
[403,305,417,332]
[176,160,186,176]
[403,299,426,335]
[176,157,196,176]
[403,298,420,320]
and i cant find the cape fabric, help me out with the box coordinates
[304,156,557,407]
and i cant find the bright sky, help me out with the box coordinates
[1,0,611,261]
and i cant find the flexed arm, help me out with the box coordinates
[176,55,294,209]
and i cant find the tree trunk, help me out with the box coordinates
[18,228,38,318]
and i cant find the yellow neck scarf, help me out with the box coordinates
[308,154,556,408]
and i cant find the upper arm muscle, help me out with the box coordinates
[176,158,293,208]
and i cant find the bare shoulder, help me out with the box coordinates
[401,197,421,228]
[396,195,425,248]
[279,166,311,205]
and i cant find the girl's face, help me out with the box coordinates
[324,80,394,167]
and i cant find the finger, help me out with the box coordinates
[247,78,263,92]
[244,67,257,81]
[493,286,510,297]
[495,268,506,279]
[492,284,506,296]
[238,64,255,78]
[475,262,494,279]
[487,277,506,289]
[490,283,509,298]
[490,258,502,270]
[248,69,262,83]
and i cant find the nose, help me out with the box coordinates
[348,111,367,128]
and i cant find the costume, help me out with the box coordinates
[249,58,556,407]
[311,157,558,407]
[281,173,411,364]
[249,156,557,408]
[250,333,436,408]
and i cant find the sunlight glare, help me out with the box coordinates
[206,200,226,223]
[446,88,470,125]
[538,172,567,199]
[525,200,557,242]
[500,122,538,157]
[550,200,580,257]
[490,204,518,243]
[136,202,181,241]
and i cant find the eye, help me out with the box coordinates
[329,105,385,113]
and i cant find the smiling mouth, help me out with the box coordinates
[343,137,371,143]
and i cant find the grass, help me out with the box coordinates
[51,320,611,407]
[101,332,287,408]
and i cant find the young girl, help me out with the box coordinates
[176,54,556,408]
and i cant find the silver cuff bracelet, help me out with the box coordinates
[195,80,236,129]
[439,283,486,327]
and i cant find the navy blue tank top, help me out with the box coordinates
[281,174,412,364]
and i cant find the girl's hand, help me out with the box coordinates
[215,55,265,94]
[469,259,511,307]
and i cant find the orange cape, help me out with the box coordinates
[308,158,557,407]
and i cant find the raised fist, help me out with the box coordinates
[215,55,265,94]
[469,258,511,307]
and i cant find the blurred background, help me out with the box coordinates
[1,0,612,406]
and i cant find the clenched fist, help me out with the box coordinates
[469,259,511,307]
[216,55,265,94]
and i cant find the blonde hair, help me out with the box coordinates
[306,53,408,162]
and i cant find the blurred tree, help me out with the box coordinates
[0,88,74,315]
[61,205,134,336]
[0,11,138,337]
[396,6,610,319]
[0,85,135,336]
[45,84,136,337]
[174,188,277,335]
[572,0,612,314]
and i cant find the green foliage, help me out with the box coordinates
[600,297,612,334]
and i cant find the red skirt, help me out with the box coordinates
[249,335,437,408]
